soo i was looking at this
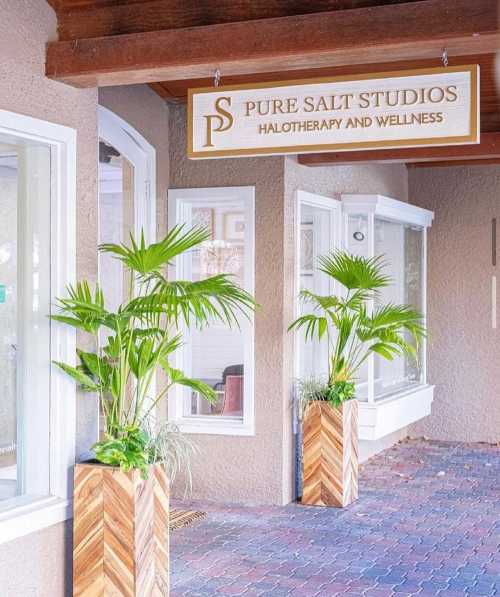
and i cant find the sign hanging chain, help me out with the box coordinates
[214,68,221,88]
[442,48,449,67]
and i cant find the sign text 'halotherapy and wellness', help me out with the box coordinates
[188,66,479,159]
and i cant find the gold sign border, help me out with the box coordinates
[187,65,479,159]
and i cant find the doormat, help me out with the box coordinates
[169,509,206,531]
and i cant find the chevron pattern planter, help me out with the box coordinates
[302,400,358,508]
[73,462,169,596]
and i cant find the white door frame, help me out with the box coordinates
[294,190,342,384]
[98,106,156,244]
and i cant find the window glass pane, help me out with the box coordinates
[298,203,333,380]
[373,218,424,399]
[178,200,250,419]
[98,140,135,311]
[0,136,51,505]
[347,214,370,400]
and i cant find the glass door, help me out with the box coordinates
[98,107,156,427]
[296,191,342,382]
[98,141,136,310]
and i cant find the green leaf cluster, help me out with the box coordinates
[51,225,256,475]
[289,250,425,406]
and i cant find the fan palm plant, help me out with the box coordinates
[52,225,255,477]
[289,250,425,408]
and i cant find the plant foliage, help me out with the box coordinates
[52,225,255,477]
[289,250,425,408]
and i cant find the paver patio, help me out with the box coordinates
[170,439,499,596]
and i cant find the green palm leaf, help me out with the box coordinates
[318,251,390,291]
[129,274,256,329]
[290,249,426,398]
[99,225,210,276]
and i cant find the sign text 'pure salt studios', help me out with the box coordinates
[188,65,479,159]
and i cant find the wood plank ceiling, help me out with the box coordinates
[45,0,500,166]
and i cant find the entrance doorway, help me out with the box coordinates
[98,106,156,308]
[295,190,342,382]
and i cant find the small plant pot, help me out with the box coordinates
[302,399,358,507]
[73,462,169,596]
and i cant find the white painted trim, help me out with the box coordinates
[167,186,255,436]
[0,109,76,543]
[0,497,72,545]
[341,194,434,228]
[358,384,434,441]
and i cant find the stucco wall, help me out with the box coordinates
[408,165,500,443]
[284,156,409,201]
[168,110,410,505]
[0,1,97,594]
[169,104,289,505]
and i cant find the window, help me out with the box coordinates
[168,187,255,435]
[345,207,428,402]
[373,218,424,399]
[0,110,76,544]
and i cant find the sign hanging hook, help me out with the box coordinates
[442,48,449,67]
[214,68,221,88]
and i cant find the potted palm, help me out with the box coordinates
[289,250,424,508]
[52,226,254,597]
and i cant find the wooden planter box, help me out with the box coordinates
[73,462,169,596]
[302,399,358,508]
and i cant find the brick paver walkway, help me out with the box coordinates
[170,439,499,596]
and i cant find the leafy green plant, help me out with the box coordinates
[52,225,255,477]
[289,250,425,409]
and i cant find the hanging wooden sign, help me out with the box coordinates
[188,65,479,159]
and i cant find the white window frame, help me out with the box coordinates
[167,186,255,436]
[0,109,76,544]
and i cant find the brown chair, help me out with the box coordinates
[222,375,244,416]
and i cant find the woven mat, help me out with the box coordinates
[169,509,206,531]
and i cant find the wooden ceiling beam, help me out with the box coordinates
[51,0,422,41]
[150,52,499,103]
[409,158,500,167]
[46,0,500,88]
[298,132,500,166]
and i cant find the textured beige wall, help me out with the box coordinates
[168,111,410,505]
[1,521,72,597]
[0,1,97,594]
[409,165,500,443]
[169,104,289,505]
[284,156,409,201]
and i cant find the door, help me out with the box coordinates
[98,106,156,308]
[295,191,342,382]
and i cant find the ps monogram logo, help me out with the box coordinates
[203,96,234,147]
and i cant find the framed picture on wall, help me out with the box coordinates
[300,223,314,276]
[223,212,245,242]
[192,207,214,238]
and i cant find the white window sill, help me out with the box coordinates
[358,384,434,441]
[0,496,72,545]
[172,417,255,436]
